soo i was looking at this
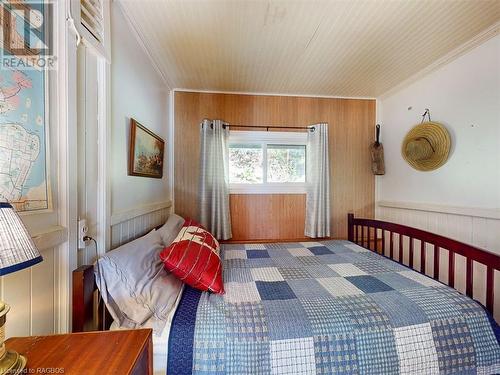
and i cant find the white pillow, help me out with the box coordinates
[95,229,183,332]
[157,213,185,246]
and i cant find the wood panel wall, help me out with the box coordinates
[174,91,376,240]
[2,247,56,338]
[230,194,306,241]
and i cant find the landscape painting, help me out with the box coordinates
[128,119,164,178]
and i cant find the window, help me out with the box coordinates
[229,143,263,183]
[228,131,307,193]
[267,144,306,183]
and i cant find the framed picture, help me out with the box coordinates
[128,119,165,178]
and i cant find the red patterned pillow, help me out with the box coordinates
[159,219,224,294]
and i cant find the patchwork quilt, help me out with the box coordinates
[167,240,500,375]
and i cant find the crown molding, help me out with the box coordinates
[173,88,376,101]
[378,21,500,100]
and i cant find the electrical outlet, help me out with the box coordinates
[78,219,88,249]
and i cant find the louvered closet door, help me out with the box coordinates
[80,0,104,43]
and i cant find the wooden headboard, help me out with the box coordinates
[72,214,500,332]
[72,264,112,332]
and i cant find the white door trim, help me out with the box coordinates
[55,0,79,334]
[96,57,111,254]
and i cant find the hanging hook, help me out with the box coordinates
[421,108,431,123]
[375,124,381,146]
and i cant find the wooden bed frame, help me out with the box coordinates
[72,213,500,332]
[347,213,500,314]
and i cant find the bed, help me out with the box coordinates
[73,214,500,374]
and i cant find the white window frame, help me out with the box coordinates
[228,131,308,194]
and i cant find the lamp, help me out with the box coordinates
[0,202,43,374]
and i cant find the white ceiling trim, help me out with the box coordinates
[173,88,376,101]
[379,21,500,100]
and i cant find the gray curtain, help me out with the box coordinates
[199,119,232,240]
[305,123,331,238]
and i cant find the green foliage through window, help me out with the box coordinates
[267,145,305,182]
[229,143,306,184]
[229,144,263,183]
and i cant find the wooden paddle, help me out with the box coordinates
[370,124,385,175]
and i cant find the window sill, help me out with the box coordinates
[229,183,307,194]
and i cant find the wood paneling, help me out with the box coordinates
[2,247,56,338]
[119,1,500,97]
[174,91,376,240]
[109,206,171,251]
[230,194,306,241]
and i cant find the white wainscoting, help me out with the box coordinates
[376,201,500,321]
[110,201,172,249]
[1,226,68,338]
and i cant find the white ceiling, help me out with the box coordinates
[118,0,500,97]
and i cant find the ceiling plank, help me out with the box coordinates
[117,0,500,97]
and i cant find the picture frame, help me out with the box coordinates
[128,119,165,178]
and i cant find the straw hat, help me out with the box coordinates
[401,121,451,171]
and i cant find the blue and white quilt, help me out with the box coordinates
[167,240,500,374]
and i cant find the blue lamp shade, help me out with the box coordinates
[0,203,42,276]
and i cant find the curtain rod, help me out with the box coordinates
[201,123,315,131]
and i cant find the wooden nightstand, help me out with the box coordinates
[5,329,152,375]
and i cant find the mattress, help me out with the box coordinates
[166,240,500,374]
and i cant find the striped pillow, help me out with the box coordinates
[159,219,224,294]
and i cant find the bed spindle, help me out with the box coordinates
[381,229,386,256]
[420,241,426,273]
[363,226,370,249]
[409,237,414,269]
[466,258,473,298]
[399,234,403,264]
[486,267,494,312]
[448,251,455,288]
[433,245,440,279]
[347,213,500,317]
[389,232,394,259]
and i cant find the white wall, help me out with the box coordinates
[376,35,500,320]
[377,35,500,210]
[111,3,172,218]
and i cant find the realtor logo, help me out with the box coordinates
[0,0,56,70]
